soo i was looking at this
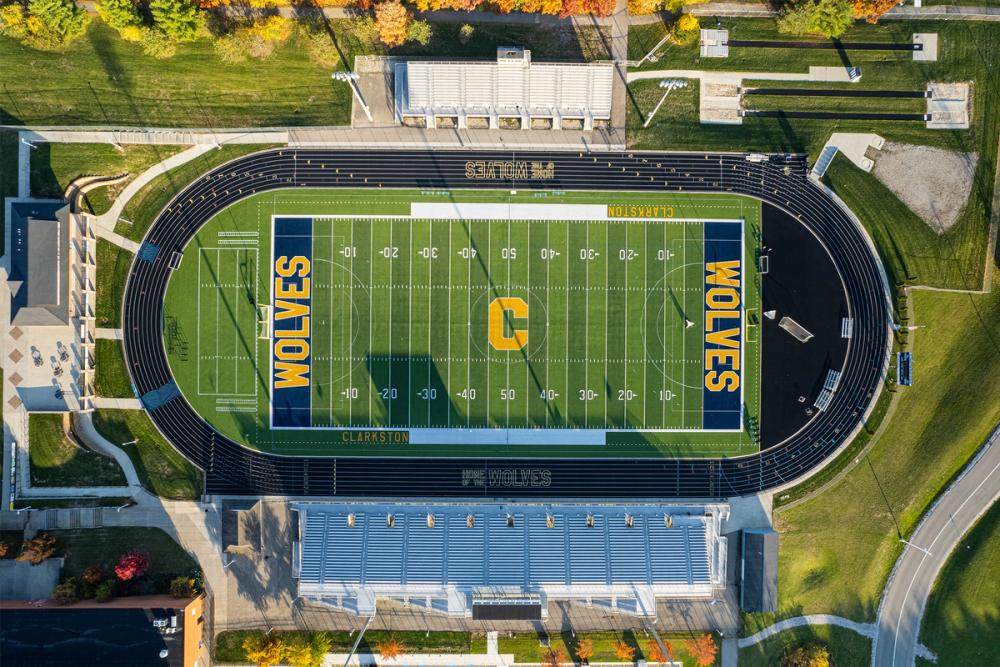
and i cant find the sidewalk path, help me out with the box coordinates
[95,328,123,340]
[738,615,876,649]
[872,422,1000,667]
[92,397,143,410]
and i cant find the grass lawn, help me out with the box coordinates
[52,527,198,588]
[918,500,1000,666]
[0,20,607,128]
[627,20,1000,178]
[96,238,134,327]
[216,630,721,666]
[95,339,134,398]
[745,275,1000,628]
[29,142,183,213]
[92,409,204,500]
[0,130,18,255]
[823,155,989,291]
[739,625,871,667]
[114,143,278,243]
[29,413,126,487]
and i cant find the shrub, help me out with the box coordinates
[96,0,143,39]
[780,643,831,667]
[2,0,90,50]
[0,541,9,559]
[149,0,201,42]
[575,638,594,663]
[374,0,410,47]
[95,579,116,602]
[351,15,379,46]
[169,576,198,598]
[53,577,79,605]
[541,647,567,667]
[376,635,407,660]
[137,26,177,57]
[114,551,150,581]
[17,533,57,565]
[215,16,293,63]
[614,640,635,662]
[627,0,660,15]
[458,23,473,43]
[778,0,854,38]
[645,638,672,665]
[299,23,342,68]
[243,633,286,667]
[670,13,699,45]
[406,18,431,46]
[81,564,105,585]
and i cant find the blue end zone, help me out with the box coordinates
[271,217,313,428]
[702,221,744,431]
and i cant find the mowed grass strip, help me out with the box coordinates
[29,413,126,487]
[95,339,134,398]
[96,239,134,328]
[917,500,1000,667]
[93,409,204,500]
[746,274,1000,627]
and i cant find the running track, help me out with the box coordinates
[121,149,891,497]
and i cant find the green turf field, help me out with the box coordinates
[163,188,762,458]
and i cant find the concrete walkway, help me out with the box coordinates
[17,136,30,197]
[738,615,876,649]
[92,397,142,409]
[872,422,1000,667]
[95,327,123,339]
[92,143,215,234]
[72,412,141,488]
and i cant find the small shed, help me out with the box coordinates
[740,528,778,613]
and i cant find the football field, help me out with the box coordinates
[164,189,761,456]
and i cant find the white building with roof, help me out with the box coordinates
[292,502,728,620]
[393,47,614,131]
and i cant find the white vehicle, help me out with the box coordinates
[746,153,769,163]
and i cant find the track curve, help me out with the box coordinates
[122,149,890,497]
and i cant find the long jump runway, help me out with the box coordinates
[122,150,891,498]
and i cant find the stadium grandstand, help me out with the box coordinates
[292,503,729,620]
[394,48,614,131]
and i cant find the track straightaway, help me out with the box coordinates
[121,149,891,497]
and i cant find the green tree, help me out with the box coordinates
[779,0,854,38]
[149,0,200,42]
[22,0,89,49]
[96,0,143,40]
[406,19,432,46]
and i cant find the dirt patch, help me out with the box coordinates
[872,142,978,233]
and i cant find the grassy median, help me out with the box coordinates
[28,413,126,487]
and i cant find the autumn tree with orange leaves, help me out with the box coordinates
[614,640,636,663]
[374,0,410,46]
[684,634,718,667]
[541,647,568,667]
[852,0,898,22]
[645,638,673,666]
[575,638,594,664]
[376,635,407,660]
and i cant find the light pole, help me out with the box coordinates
[332,72,373,123]
[644,79,688,128]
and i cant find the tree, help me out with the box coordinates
[17,533,57,565]
[0,541,9,559]
[138,25,177,57]
[374,0,410,47]
[149,0,200,42]
[96,0,143,40]
[81,565,104,585]
[283,637,315,667]
[586,0,616,16]
[645,638,673,666]
[778,0,854,39]
[95,580,116,602]
[852,0,897,22]
[169,576,198,598]
[243,634,286,667]
[575,638,594,664]
[627,0,660,15]
[684,634,718,667]
[614,640,635,662]
[376,635,407,660]
[780,643,830,667]
[671,13,699,45]
[14,0,91,50]
[541,647,567,667]
[114,551,150,581]
[458,23,474,43]
[406,18,431,45]
[53,577,79,605]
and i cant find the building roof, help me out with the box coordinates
[293,503,726,617]
[395,49,614,120]
[740,528,778,613]
[8,200,71,326]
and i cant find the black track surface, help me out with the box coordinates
[122,150,890,498]
[743,88,929,99]
[742,110,929,121]
[728,40,920,51]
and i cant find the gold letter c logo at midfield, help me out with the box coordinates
[488,297,529,351]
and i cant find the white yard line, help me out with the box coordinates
[368,219,373,424]
[388,219,394,426]
[447,220,453,429]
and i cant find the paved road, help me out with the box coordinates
[872,422,1000,667]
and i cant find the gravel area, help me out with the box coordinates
[872,142,978,233]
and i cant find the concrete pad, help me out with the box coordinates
[927,81,970,129]
[913,33,938,61]
[0,559,62,600]
[700,29,729,58]
[808,66,855,83]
